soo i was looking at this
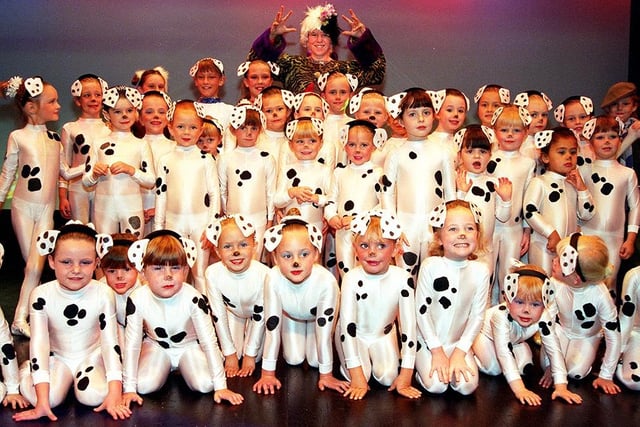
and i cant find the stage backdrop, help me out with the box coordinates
[0,0,631,200]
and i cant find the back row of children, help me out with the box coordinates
[0,66,640,417]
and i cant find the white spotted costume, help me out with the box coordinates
[381,139,456,277]
[523,171,595,274]
[60,118,110,223]
[324,161,382,276]
[0,124,84,330]
[205,260,269,361]
[142,133,175,235]
[218,146,276,258]
[154,145,220,292]
[262,264,339,375]
[83,130,155,237]
[0,307,20,401]
[336,265,417,386]
[414,257,490,395]
[123,284,227,394]
[20,280,122,408]
[616,266,640,390]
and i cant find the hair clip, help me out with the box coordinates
[263,216,323,252]
[533,130,554,149]
[427,89,446,114]
[35,220,109,257]
[428,201,482,229]
[127,230,197,272]
[70,77,109,97]
[4,76,23,99]
[559,232,586,282]
[385,91,407,119]
[103,86,142,109]
[24,77,44,98]
[189,57,224,77]
[285,117,324,140]
[205,214,256,247]
[503,269,554,308]
[255,89,295,110]
[474,85,510,104]
[292,92,330,116]
[229,104,267,130]
[350,210,403,240]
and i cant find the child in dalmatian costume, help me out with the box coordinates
[472,264,582,406]
[487,106,537,299]
[319,72,358,168]
[335,210,421,400]
[454,125,512,283]
[513,90,553,175]
[414,200,490,395]
[98,233,141,349]
[350,88,392,168]
[427,88,469,160]
[254,86,295,169]
[578,116,640,295]
[189,57,234,129]
[0,76,84,337]
[60,74,111,223]
[218,104,275,260]
[274,118,333,235]
[121,230,244,406]
[253,213,348,395]
[236,59,278,104]
[0,243,29,409]
[381,88,456,278]
[83,86,155,238]
[554,96,595,168]
[138,91,176,236]
[154,100,219,293]
[204,216,269,378]
[544,233,622,395]
[474,84,510,129]
[15,222,129,422]
[325,120,384,277]
[523,127,595,275]
[617,266,640,390]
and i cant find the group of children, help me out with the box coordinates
[0,58,640,421]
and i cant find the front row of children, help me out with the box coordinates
[2,197,639,421]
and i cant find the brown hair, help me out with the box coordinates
[142,232,187,267]
[101,233,137,269]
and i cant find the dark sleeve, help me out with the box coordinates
[248,27,286,62]
[347,28,383,67]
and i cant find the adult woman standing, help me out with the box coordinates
[248,4,385,93]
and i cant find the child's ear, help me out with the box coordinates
[48,254,55,271]
[73,97,82,108]
[540,152,549,165]
[24,100,38,116]
[218,75,226,87]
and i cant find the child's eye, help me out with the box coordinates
[513,298,524,305]
[359,243,369,250]
[81,259,94,265]
[151,265,163,271]
[60,259,72,265]
[377,243,387,250]
[300,250,311,258]
[222,243,232,250]
[531,301,543,308]
[170,265,182,271]
[240,242,249,248]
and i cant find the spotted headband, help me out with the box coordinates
[127,229,197,272]
[205,215,256,247]
[263,216,323,252]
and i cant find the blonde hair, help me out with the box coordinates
[428,200,483,260]
[289,117,322,141]
[494,105,528,129]
[510,264,546,302]
[556,234,613,283]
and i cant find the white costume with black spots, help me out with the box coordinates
[258,130,287,169]
[199,102,234,131]
[414,257,490,395]
[154,145,220,293]
[83,130,155,237]
[473,303,568,386]
[545,278,621,381]
[523,171,595,274]
[616,266,640,390]
[325,161,382,276]
[371,136,405,169]
[100,277,141,349]
[457,172,511,277]
[218,146,276,258]
[579,159,640,291]
[381,139,456,277]
[20,280,121,408]
[0,307,20,399]
[142,133,175,235]
[0,124,83,324]
[262,264,339,375]
[336,266,417,386]
[123,284,227,394]
[323,113,350,168]
[278,141,336,172]
[205,260,269,360]
[274,160,333,231]
[60,118,110,223]
[487,150,536,297]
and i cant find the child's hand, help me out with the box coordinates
[318,373,350,393]
[343,367,368,400]
[95,388,132,420]
[565,169,586,191]
[592,377,621,394]
[269,5,296,40]
[288,186,314,204]
[341,215,353,229]
[429,347,450,383]
[2,393,29,409]
[200,231,213,250]
[495,177,513,201]
[448,348,474,384]
[619,235,636,259]
[225,354,241,377]
[238,355,256,377]
[546,231,561,253]
[122,392,144,408]
[59,198,72,219]
[253,371,281,394]
[110,161,135,176]
[520,229,531,257]
[388,368,422,399]
[13,402,57,422]
[456,168,471,193]
[143,208,155,223]
[551,384,582,404]
[92,162,109,179]
[514,387,542,406]
[213,388,244,405]
[341,9,367,39]
[328,215,343,230]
